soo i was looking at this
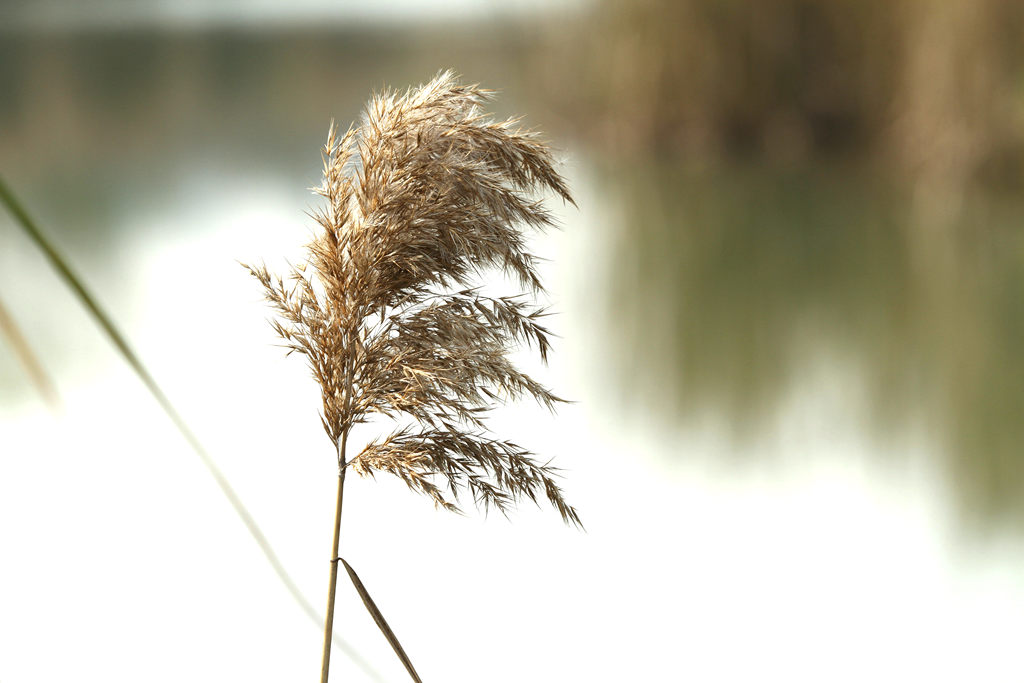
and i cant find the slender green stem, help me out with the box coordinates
[321,434,348,683]
[0,175,381,680]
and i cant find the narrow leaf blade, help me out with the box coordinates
[341,558,424,683]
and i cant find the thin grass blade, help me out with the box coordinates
[341,557,424,683]
[0,175,382,681]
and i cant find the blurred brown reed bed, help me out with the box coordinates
[5,5,1024,198]
[0,26,530,178]
[538,0,1024,199]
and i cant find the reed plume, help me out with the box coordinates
[246,71,580,682]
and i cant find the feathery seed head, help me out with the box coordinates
[247,71,580,527]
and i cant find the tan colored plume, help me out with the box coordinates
[248,70,579,525]
[246,70,580,683]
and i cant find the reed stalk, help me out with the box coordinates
[248,71,581,681]
[320,438,347,682]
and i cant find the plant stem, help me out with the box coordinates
[320,431,348,683]
[2,176,383,681]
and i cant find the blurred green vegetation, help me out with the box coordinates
[600,160,1024,533]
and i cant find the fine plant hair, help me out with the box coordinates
[246,71,580,682]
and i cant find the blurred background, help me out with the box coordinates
[3,0,1024,681]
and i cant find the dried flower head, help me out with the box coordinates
[248,71,580,527]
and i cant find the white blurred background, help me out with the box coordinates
[4,1,1024,681]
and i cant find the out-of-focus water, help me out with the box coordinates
[2,28,1024,683]
[599,161,1024,533]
